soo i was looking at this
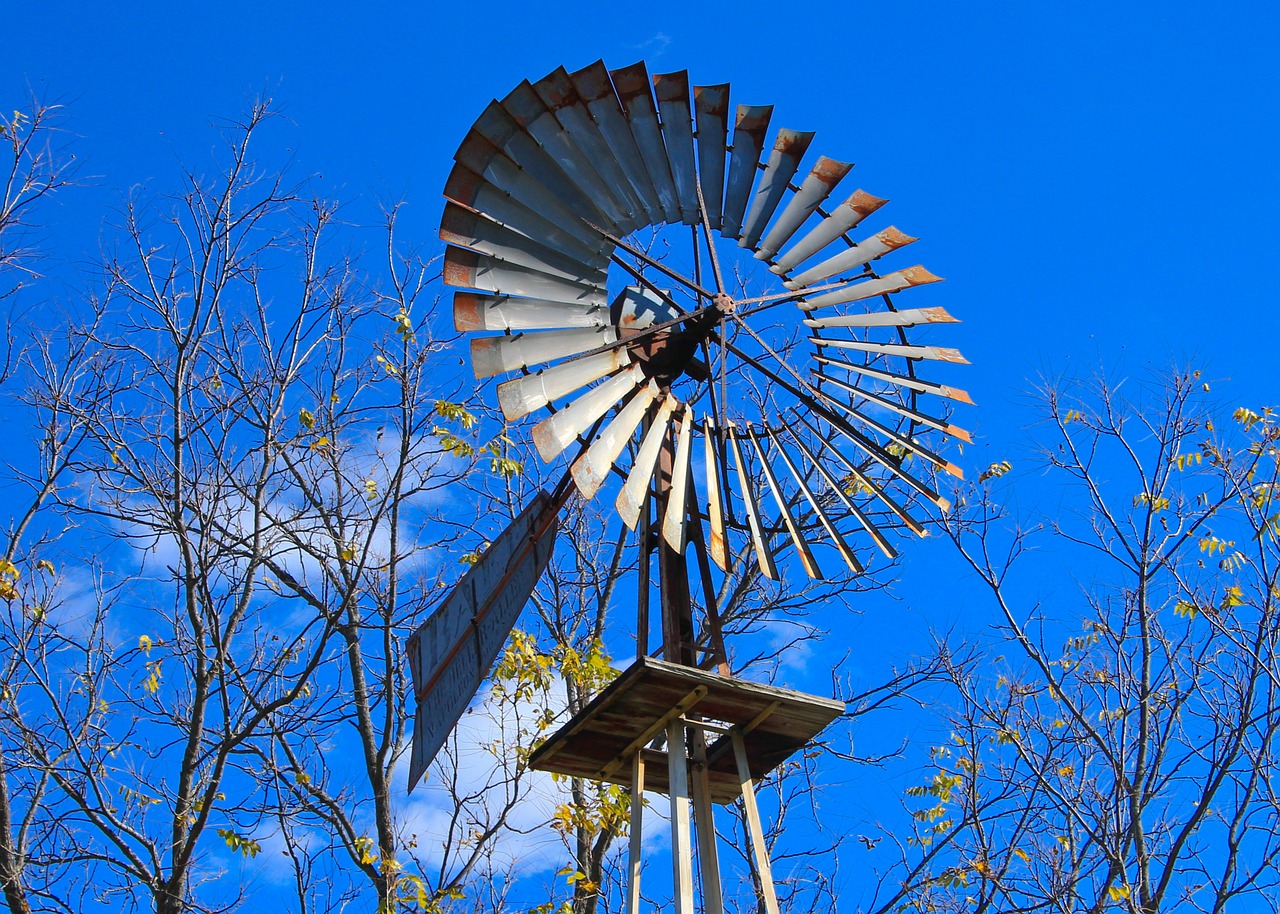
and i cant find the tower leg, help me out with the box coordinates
[690,727,724,914]
[667,721,695,914]
[627,752,646,914]
[732,730,780,914]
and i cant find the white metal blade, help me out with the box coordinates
[721,105,773,239]
[815,370,972,443]
[703,416,729,571]
[611,61,681,224]
[755,157,853,261]
[654,70,699,225]
[471,326,620,379]
[662,407,695,553]
[726,422,778,580]
[803,306,958,330]
[532,363,645,463]
[617,396,680,530]
[571,380,660,500]
[453,292,608,333]
[440,203,607,286]
[798,265,942,311]
[810,336,968,364]
[813,353,974,405]
[769,430,861,573]
[739,129,816,250]
[694,84,730,230]
[497,349,631,421]
[746,426,822,580]
[444,246,606,305]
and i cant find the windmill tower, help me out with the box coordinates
[408,60,970,914]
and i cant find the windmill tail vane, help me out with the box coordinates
[409,58,970,914]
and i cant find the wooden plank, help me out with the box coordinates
[627,752,645,914]
[668,721,695,914]
[733,730,780,914]
[691,726,724,914]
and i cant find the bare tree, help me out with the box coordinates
[865,368,1280,914]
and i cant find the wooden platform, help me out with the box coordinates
[528,656,846,805]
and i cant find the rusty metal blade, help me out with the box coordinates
[746,426,822,580]
[703,416,729,571]
[785,227,918,289]
[783,422,902,557]
[453,292,609,333]
[813,353,974,405]
[497,349,631,421]
[811,381,963,478]
[755,157,853,262]
[472,101,614,228]
[725,422,778,580]
[571,60,664,224]
[803,306,958,330]
[768,430,861,573]
[738,129,816,250]
[815,369,972,443]
[662,407,696,553]
[443,246,605,305]
[612,61,680,224]
[572,380,660,500]
[471,326,620,379]
[440,204,607,286]
[534,67,649,227]
[693,84,729,230]
[810,336,968,364]
[618,395,680,530]
[653,70,699,225]
[446,157,606,255]
[502,80,635,233]
[799,266,943,311]
[722,338,948,510]
[532,363,645,463]
[721,105,773,239]
[771,189,888,275]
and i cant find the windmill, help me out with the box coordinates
[408,59,969,914]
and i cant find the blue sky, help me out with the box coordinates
[6,0,1280,906]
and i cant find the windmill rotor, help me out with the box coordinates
[443,60,969,583]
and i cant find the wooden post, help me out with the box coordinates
[731,730,780,914]
[690,725,724,914]
[626,751,646,914]
[667,721,695,914]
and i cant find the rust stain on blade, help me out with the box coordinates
[443,246,481,289]
[704,416,729,571]
[453,292,484,332]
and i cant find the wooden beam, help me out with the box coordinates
[596,685,708,780]
[732,729,780,914]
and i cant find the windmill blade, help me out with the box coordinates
[454,292,609,333]
[572,380,661,500]
[703,416,729,571]
[470,326,620,379]
[721,105,773,239]
[791,407,939,526]
[813,383,965,477]
[798,265,943,311]
[533,67,650,227]
[446,155,606,255]
[768,429,862,573]
[471,100,616,229]
[783,423,901,557]
[810,336,968,364]
[571,60,664,224]
[770,189,887,275]
[784,227,918,290]
[653,70,700,225]
[755,157,853,262]
[502,80,636,234]
[611,61,681,224]
[618,395,680,530]
[440,204,608,286]
[693,83,730,230]
[444,246,606,305]
[746,426,822,580]
[815,369,973,442]
[804,306,958,330]
[442,183,606,268]
[813,353,974,405]
[738,129,816,250]
[533,363,646,463]
[662,407,696,553]
[725,422,779,580]
[498,349,632,421]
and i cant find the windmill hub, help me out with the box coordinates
[712,292,736,314]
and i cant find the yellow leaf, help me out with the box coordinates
[1058,765,1074,777]
[310,436,330,453]
[1108,885,1131,901]
[299,408,315,430]
[978,460,1012,483]
[139,634,153,655]
[1013,847,1030,862]
[363,478,378,500]
[35,559,55,575]
[339,546,356,562]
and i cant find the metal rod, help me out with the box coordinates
[590,221,715,299]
